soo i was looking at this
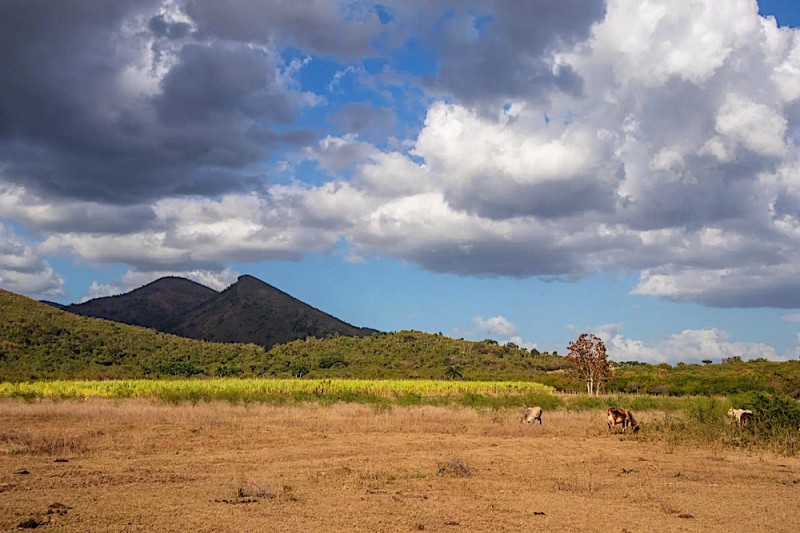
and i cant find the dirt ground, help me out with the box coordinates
[1,400,798,532]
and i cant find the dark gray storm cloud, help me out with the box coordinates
[401,238,585,279]
[384,0,607,105]
[148,14,192,40]
[445,176,617,220]
[693,286,800,309]
[0,0,312,205]
[184,0,382,58]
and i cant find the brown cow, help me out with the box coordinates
[607,407,639,434]
[521,406,543,425]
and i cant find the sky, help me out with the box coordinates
[1,0,799,364]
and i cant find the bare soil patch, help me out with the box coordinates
[1,400,798,532]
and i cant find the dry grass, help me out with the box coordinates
[0,400,799,532]
[0,428,95,456]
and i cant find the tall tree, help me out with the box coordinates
[566,333,611,395]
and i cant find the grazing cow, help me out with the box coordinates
[521,406,543,425]
[607,407,639,434]
[727,408,754,427]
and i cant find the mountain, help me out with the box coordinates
[172,275,377,348]
[0,288,266,380]
[65,277,218,331]
[0,286,560,382]
[4,287,799,396]
[61,274,378,349]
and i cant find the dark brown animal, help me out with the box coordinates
[607,407,639,434]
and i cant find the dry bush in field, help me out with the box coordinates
[554,470,602,494]
[217,479,299,504]
[437,457,474,478]
[235,480,275,499]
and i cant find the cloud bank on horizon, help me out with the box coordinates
[0,0,798,362]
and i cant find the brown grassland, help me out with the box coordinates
[1,399,799,532]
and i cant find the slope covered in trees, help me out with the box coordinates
[2,288,799,398]
[0,289,267,380]
[263,332,568,381]
[0,289,564,381]
[609,359,800,398]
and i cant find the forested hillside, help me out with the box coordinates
[264,332,567,381]
[0,289,561,381]
[2,288,799,398]
[0,289,266,380]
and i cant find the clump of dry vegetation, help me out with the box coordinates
[0,428,94,456]
[214,479,299,505]
[437,457,474,477]
[554,472,600,494]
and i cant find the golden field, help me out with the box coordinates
[1,399,799,532]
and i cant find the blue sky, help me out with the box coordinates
[1,0,799,363]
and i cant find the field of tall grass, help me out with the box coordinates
[0,378,557,407]
[0,378,754,411]
[3,379,798,455]
[0,378,747,415]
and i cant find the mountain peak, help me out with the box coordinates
[141,276,214,291]
[66,276,218,330]
[236,274,267,285]
[61,273,376,349]
[173,274,375,348]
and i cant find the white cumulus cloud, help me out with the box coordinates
[593,324,787,364]
[0,223,64,299]
[80,282,124,303]
[473,315,518,336]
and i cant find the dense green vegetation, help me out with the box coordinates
[0,289,267,380]
[607,359,800,398]
[645,391,800,456]
[0,290,563,381]
[264,332,567,381]
[2,289,800,400]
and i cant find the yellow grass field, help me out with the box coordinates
[0,378,554,402]
[1,400,799,532]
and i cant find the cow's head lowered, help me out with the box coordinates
[627,410,640,433]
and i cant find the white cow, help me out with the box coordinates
[727,408,754,426]
[521,406,543,425]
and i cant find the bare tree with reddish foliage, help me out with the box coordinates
[566,333,610,395]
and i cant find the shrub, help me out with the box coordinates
[155,360,201,377]
[740,392,800,431]
[565,395,605,411]
[318,356,348,369]
[685,397,728,424]
[437,457,473,477]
